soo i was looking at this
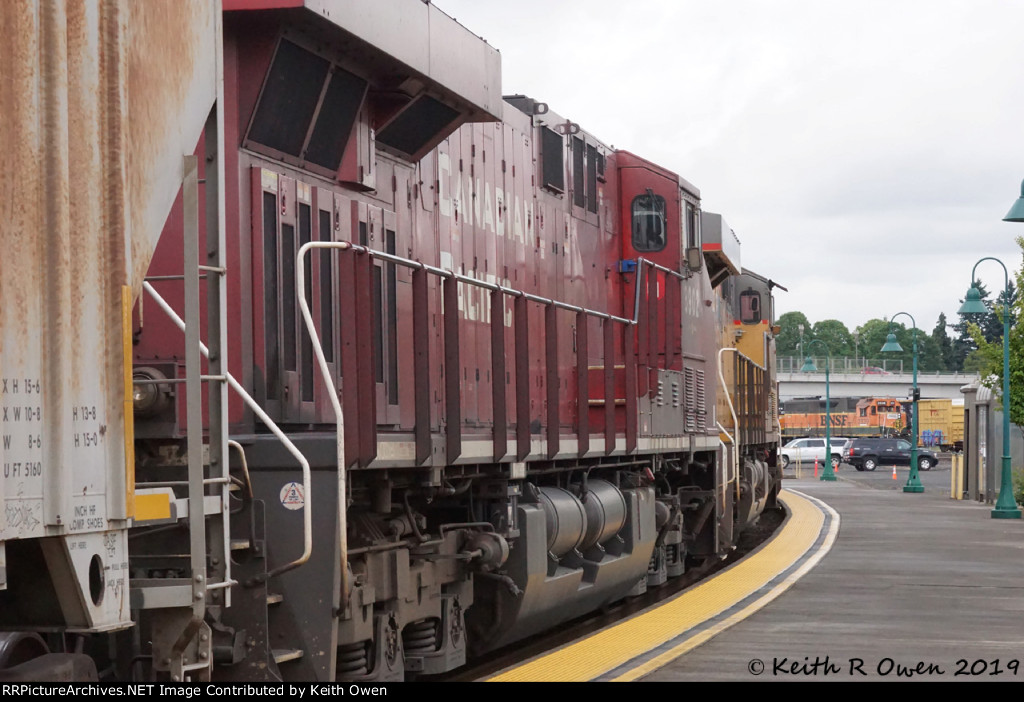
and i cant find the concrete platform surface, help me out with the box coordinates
[642,475,1024,681]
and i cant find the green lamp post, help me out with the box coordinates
[800,339,837,481]
[879,314,924,493]
[959,259,1022,519]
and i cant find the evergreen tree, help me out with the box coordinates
[930,312,953,372]
[982,281,1018,343]
[952,280,990,371]
[969,237,1024,427]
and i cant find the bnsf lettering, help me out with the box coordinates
[820,415,847,427]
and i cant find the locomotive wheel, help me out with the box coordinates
[0,633,48,671]
[918,457,933,471]
[863,457,878,472]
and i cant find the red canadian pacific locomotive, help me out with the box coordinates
[0,0,781,683]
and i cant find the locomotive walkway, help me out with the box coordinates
[482,466,1024,682]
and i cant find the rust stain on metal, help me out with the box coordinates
[1,0,217,537]
[125,0,217,295]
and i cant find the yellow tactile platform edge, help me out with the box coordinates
[486,488,837,682]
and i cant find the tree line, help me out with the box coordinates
[776,272,1019,374]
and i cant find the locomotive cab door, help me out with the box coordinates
[617,162,684,393]
[618,165,680,272]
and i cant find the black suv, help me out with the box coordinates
[842,438,939,472]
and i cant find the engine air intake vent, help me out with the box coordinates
[377,94,461,160]
[246,38,368,177]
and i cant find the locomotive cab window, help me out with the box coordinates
[739,289,762,324]
[631,191,666,252]
[685,202,700,249]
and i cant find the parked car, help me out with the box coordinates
[842,438,939,472]
[780,437,850,470]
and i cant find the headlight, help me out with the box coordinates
[133,367,172,418]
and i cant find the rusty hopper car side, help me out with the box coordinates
[0,0,782,683]
[0,0,220,680]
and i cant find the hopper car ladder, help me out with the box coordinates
[131,144,313,680]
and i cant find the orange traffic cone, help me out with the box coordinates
[892,464,897,480]
[814,458,819,478]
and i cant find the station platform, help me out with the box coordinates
[484,471,1024,682]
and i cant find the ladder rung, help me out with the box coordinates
[273,649,304,664]
[230,539,251,551]
[143,274,210,281]
[266,593,284,606]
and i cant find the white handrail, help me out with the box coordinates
[142,281,312,578]
[296,241,349,606]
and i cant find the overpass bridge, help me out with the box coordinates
[776,357,979,401]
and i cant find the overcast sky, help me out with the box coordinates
[433,0,1024,337]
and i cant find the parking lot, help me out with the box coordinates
[784,452,962,494]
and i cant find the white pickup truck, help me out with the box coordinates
[780,437,850,469]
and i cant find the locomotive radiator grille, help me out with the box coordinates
[684,368,697,432]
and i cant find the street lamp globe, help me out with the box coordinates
[958,286,987,315]
[1003,179,1024,223]
[880,333,902,353]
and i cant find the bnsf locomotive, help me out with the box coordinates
[0,0,781,682]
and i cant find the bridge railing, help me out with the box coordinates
[777,356,982,379]
[777,356,904,374]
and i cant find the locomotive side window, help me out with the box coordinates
[739,289,762,324]
[685,202,699,249]
[631,191,666,252]
[540,126,564,193]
